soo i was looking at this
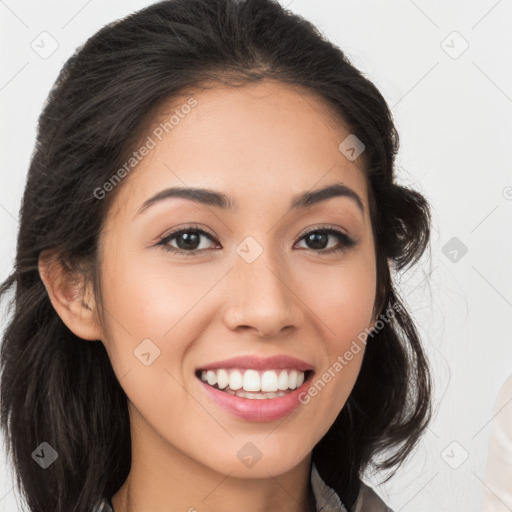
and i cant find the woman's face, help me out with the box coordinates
[97,80,377,478]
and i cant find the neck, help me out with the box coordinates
[111,411,316,512]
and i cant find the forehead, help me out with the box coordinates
[106,79,369,221]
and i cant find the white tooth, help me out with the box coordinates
[248,393,260,399]
[217,369,229,389]
[229,370,243,390]
[277,370,289,390]
[261,370,279,392]
[288,370,298,389]
[238,391,261,400]
[233,390,287,399]
[205,368,306,392]
[206,370,217,386]
[243,369,260,392]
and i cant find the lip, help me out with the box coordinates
[196,369,314,422]
[196,355,314,372]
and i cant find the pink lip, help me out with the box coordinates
[196,371,314,422]
[197,355,314,372]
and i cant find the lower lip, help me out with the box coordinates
[197,373,313,422]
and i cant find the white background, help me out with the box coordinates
[1,1,511,511]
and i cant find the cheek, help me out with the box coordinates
[296,254,375,419]
[101,250,208,342]
[97,251,178,375]
[299,253,376,348]
[97,256,198,427]
[98,249,226,393]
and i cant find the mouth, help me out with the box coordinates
[194,368,315,400]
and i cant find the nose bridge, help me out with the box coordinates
[222,239,301,337]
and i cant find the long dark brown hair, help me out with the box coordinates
[0,0,432,510]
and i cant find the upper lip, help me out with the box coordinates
[197,355,315,372]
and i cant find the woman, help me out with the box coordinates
[0,0,432,511]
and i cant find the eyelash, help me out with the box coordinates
[156,224,358,257]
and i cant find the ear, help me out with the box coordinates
[38,250,103,341]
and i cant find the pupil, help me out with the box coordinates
[177,232,200,250]
[307,232,327,249]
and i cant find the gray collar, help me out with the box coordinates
[310,461,348,511]
[310,462,394,512]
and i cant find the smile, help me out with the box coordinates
[196,368,312,399]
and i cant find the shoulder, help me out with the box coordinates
[486,373,512,451]
[353,483,394,512]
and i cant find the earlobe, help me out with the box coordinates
[38,250,102,341]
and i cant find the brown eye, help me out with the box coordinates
[158,227,220,255]
[295,228,357,253]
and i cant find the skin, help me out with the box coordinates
[39,79,379,512]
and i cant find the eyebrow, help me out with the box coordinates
[136,182,364,217]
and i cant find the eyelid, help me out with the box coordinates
[158,223,218,243]
[297,224,351,239]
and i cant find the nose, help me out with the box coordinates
[221,249,303,339]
